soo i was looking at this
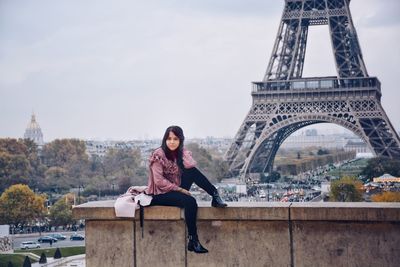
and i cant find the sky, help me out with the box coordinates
[0,0,399,141]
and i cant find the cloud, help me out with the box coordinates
[0,0,399,140]
[351,0,400,28]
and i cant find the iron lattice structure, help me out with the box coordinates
[225,0,400,178]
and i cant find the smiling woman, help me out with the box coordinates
[145,125,227,254]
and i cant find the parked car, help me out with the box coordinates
[20,241,41,249]
[38,236,58,243]
[70,233,85,241]
[49,233,67,240]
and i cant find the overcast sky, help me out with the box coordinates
[1,0,399,141]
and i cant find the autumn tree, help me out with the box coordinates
[88,154,105,177]
[371,192,400,202]
[48,194,75,227]
[103,148,141,177]
[44,167,70,192]
[41,139,85,166]
[83,147,143,194]
[0,184,47,227]
[361,157,400,180]
[21,139,46,190]
[41,139,90,191]
[0,138,45,192]
[186,143,229,183]
[330,176,363,202]
[0,152,30,191]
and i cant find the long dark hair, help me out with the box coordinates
[161,125,185,169]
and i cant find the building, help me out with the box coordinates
[23,112,44,147]
[344,140,369,153]
[84,139,161,167]
[373,173,400,183]
[280,132,346,149]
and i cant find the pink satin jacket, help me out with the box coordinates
[146,147,197,195]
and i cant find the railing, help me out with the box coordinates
[252,76,381,93]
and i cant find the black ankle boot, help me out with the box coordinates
[211,191,227,208]
[188,235,208,253]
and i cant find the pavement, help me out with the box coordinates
[12,230,84,238]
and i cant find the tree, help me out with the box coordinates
[260,171,281,183]
[103,148,142,192]
[0,184,47,227]
[21,139,46,191]
[39,252,47,264]
[361,157,400,180]
[54,248,62,259]
[185,143,228,183]
[0,138,46,193]
[41,139,89,177]
[330,176,363,202]
[317,149,329,155]
[0,152,30,192]
[89,154,105,177]
[132,166,149,186]
[371,192,400,202]
[23,256,31,267]
[41,139,85,167]
[48,195,75,227]
[210,158,229,182]
[103,148,141,177]
[44,167,70,192]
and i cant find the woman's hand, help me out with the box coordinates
[177,187,191,196]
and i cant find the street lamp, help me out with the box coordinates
[77,185,84,204]
[78,185,81,205]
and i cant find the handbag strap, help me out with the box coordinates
[139,201,144,238]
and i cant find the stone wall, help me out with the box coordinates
[0,236,12,253]
[73,201,400,267]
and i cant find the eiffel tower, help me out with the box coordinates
[225,0,400,178]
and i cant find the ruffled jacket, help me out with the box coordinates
[146,147,197,195]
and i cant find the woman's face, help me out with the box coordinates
[166,131,180,151]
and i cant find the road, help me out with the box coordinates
[12,231,85,250]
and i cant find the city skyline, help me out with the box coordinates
[1,0,399,140]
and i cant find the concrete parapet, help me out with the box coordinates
[73,201,400,267]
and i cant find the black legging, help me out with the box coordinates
[150,167,217,237]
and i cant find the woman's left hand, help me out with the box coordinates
[177,187,191,196]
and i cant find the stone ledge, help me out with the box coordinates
[72,200,181,220]
[196,201,290,220]
[290,202,400,221]
[72,201,400,222]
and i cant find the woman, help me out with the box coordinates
[146,125,227,254]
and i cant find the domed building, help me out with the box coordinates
[24,112,44,147]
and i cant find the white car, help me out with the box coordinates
[20,241,41,250]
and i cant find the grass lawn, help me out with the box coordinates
[0,246,85,266]
[327,158,369,178]
[15,246,85,258]
[0,254,37,267]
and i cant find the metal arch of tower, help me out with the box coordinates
[243,113,369,176]
[246,120,323,174]
[225,0,400,179]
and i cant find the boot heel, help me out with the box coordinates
[187,235,208,253]
[211,191,227,208]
